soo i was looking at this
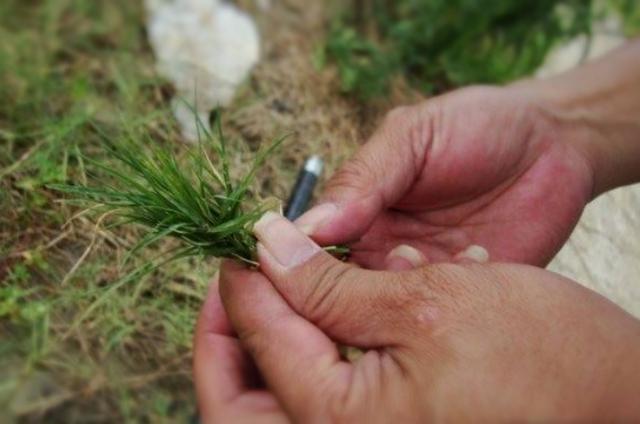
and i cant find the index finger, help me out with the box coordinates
[295,105,429,245]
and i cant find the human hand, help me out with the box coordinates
[193,275,288,424]
[296,85,596,268]
[194,214,640,422]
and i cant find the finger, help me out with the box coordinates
[296,105,433,244]
[454,245,490,264]
[384,244,427,271]
[254,212,429,347]
[195,273,233,336]
[193,276,251,419]
[219,260,350,420]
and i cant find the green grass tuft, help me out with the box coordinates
[52,116,285,265]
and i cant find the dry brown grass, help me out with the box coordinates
[0,0,419,421]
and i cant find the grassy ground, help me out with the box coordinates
[1,1,209,421]
[2,0,636,422]
[0,0,375,421]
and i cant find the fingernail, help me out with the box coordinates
[455,245,489,263]
[254,211,322,268]
[294,203,338,235]
[385,245,426,270]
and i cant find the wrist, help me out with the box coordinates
[536,83,609,199]
[512,79,636,198]
[510,40,640,198]
[508,78,602,198]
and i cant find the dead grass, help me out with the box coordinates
[0,0,399,421]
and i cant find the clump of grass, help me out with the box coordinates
[1,0,353,421]
[53,117,285,265]
[324,0,596,99]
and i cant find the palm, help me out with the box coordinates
[348,87,593,268]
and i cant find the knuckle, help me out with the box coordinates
[414,264,453,291]
[324,153,377,196]
[378,276,422,310]
[302,258,356,324]
[373,274,433,327]
[417,264,463,303]
[324,104,427,201]
[413,264,498,315]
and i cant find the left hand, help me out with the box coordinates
[193,276,288,423]
[194,213,640,423]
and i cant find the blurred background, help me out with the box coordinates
[1,0,639,421]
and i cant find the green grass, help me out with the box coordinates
[2,0,637,421]
[0,1,222,421]
[324,0,639,99]
[0,0,306,419]
[53,117,286,266]
[611,0,640,35]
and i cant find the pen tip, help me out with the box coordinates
[304,155,324,176]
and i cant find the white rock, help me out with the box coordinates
[145,0,260,142]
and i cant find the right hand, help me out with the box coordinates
[197,213,640,422]
[296,85,596,268]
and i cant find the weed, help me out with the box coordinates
[325,0,596,98]
[0,1,203,420]
[1,1,351,420]
[53,116,285,265]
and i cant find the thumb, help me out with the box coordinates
[254,212,434,348]
[296,106,431,245]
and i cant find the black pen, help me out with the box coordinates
[285,155,323,221]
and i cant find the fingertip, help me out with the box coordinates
[253,212,322,270]
[454,245,490,263]
[385,244,426,271]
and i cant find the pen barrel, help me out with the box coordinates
[285,170,318,220]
